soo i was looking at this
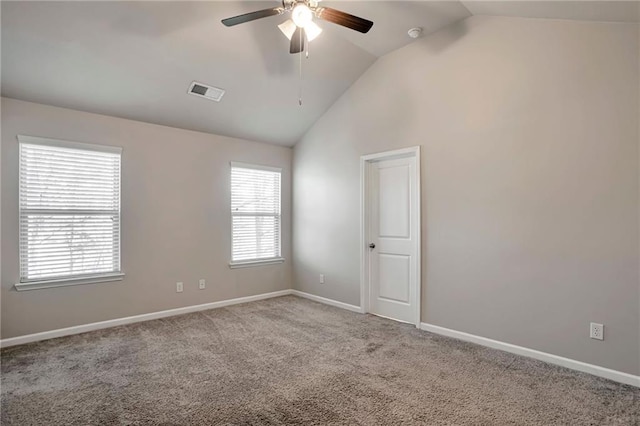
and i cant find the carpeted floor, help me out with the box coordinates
[1,296,639,425]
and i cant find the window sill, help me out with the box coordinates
[14,273,125,291]
[229,258,285,269]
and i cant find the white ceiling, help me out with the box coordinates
[2,1,638,147]
[463,1,639,23]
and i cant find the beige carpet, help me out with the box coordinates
[1,295,638,425]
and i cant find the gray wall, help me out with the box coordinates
[1,97,292,339]
[292,16,640,375]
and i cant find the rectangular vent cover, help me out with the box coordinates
[188,81,225,102]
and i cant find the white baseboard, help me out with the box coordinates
[291,290,363,313]
[3,289,636,388]
[420,322,640,388]
[0,289,293,348]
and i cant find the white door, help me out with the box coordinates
[366,152,420,325]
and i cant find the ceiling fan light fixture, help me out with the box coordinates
[291,4,313,28]
[279,18,322,41]
[278,19,296,40]
[304,21,322,41]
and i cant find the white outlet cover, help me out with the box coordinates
[176,282,184,293]
[319,274,325,284]
[590,322,604,340]
[199,279,206,290]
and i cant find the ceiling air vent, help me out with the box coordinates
[188,81,225,102]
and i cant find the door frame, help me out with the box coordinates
[359,146,421,327]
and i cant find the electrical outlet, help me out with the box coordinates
[590,322,604,340]
[176,282,183,293]
[319,274,325,284]
[199,279,206,290]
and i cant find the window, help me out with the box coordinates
[230,162,282,267]
[17,135,122,289]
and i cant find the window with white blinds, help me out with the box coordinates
[18,136,122,284]
[230,163,282,264]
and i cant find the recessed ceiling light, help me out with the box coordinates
[188,81,225,102]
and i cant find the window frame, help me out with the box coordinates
[15,135,124,291]
[229,161,284,269]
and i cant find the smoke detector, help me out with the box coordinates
[407,27,422,39]
[188,81,225,102]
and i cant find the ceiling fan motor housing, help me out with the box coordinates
[283,0,319,13]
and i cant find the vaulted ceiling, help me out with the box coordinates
[2,1,638,146]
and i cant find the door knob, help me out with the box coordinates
[369,243,376,249]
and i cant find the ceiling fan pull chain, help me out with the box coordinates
[298,29,303,106]
[299,30,310,105]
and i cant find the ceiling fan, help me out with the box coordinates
[222,0,374,54]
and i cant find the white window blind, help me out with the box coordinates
[231,163,281,263]
[19,136,122,283]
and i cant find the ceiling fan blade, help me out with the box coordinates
[290,27,305,54]
[222,7,282,27]
[317,7,373,33]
